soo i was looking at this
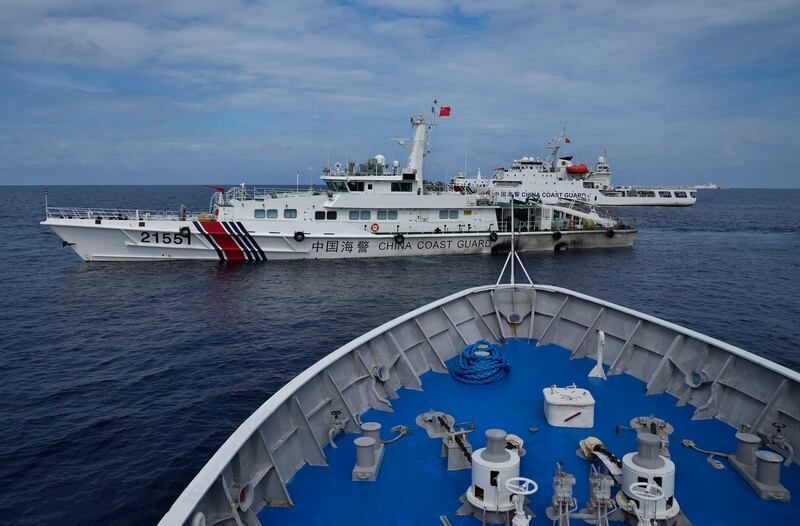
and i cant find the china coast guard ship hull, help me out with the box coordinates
[43,106,635,261]
[451,128,697,207]
[158,251,800,526]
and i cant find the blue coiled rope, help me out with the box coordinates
[449,339,511,384]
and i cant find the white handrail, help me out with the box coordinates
[45,206,202,221]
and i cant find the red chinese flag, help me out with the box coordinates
[439,106,451,117]
[565,137,571,144]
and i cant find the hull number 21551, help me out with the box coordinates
[140,231,191,245]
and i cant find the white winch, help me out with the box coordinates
[618,432,681,522]
[456,429,536,525]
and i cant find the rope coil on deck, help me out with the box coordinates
[449,340,510,384]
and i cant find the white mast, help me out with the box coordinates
[402,100,440,194]
[545,123,567,168]
[464,128,468,177]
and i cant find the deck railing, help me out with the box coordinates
[223,186,324,201]
[45,206,203,221]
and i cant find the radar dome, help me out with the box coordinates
[374,154,386,166]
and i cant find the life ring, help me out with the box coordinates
[568,221,576,228]
[179,226,191,237]
[293,231,305,242]
[605,228,615,238]
[552,231,562,241]
[489,231,498,242]
[370,223,380,233]
[394,233,405,245]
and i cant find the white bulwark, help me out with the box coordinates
[451,127,697,207]
[42,105,636,262]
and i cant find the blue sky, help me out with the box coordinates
[1,0,798,187]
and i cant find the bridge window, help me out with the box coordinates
[439,210,448,219]
[388,210,398,220]
[284,209,297,218]
[254,209,266,219]
[349,211,359,220]
[675,191,687,198]
[327,180,348,192]
[449,210,458,219]
[315,211,325,220]
[327,211,337,220]
[360,210,371,220]
[347,181,365,191]
[659,191,672,198]
[267,209,278,218]
[583,182,594,188]
[377,210,387,220]
[690,192,697,198]
[391,182,413,192]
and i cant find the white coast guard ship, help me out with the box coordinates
[42,105,635,261]
[451,127,697,207]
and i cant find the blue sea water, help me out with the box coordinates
[1,186,799,526]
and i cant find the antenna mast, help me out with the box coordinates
[546,123,567,168]
[464,128,468,176]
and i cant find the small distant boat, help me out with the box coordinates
[692,182,723,190]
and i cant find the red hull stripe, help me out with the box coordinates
[193,220,224,261]
[199,221,247,261]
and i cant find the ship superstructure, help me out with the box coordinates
[43,105,635,261]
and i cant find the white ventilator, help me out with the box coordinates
[588,330,607,379]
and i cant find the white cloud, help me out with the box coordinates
[0,0,798,185]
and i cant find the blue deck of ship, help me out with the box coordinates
[261,339,800,525]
